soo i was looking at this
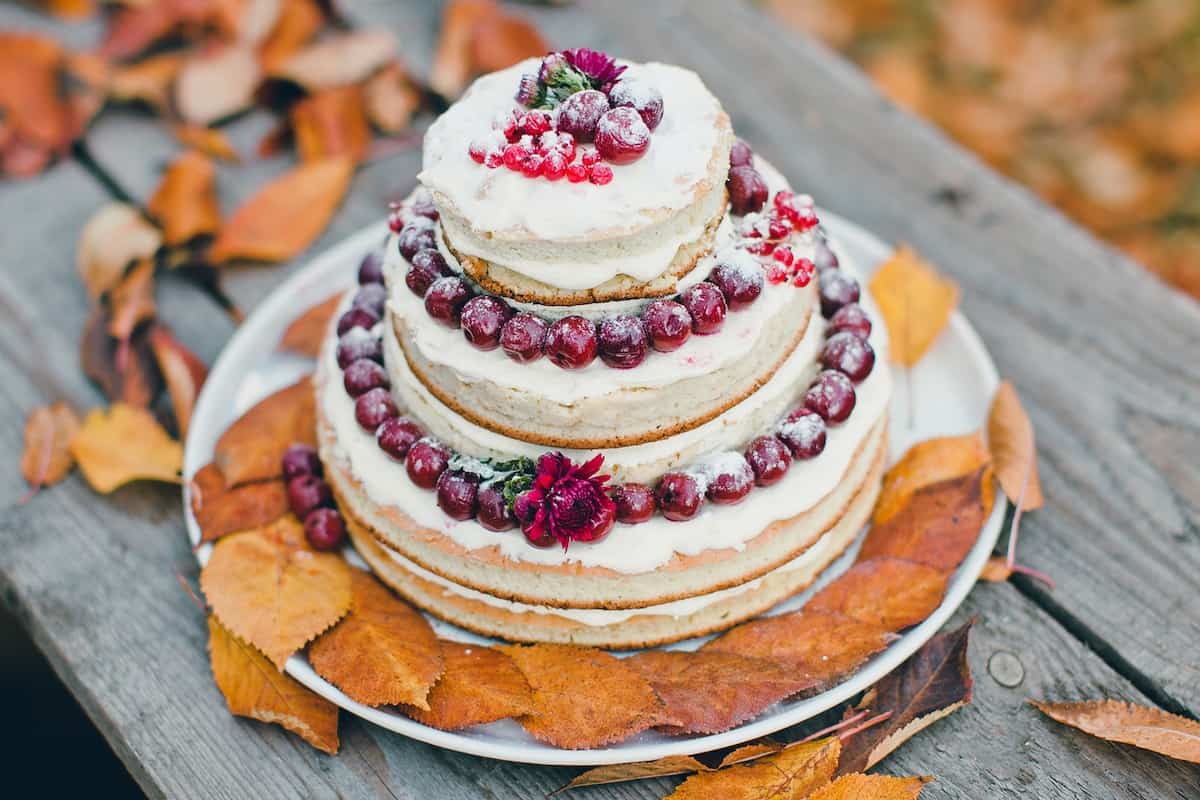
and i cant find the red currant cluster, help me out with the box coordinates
[468,109,614,185]
[281,445,346,551]
[742,191,821,287]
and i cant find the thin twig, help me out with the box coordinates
[836,710,893,742]
[176,570,208,614]
[799,708,870,743]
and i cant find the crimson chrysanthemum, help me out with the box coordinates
[512,452,616,549]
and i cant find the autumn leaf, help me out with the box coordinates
[190,463,289,544]
[147,151,222,246]
[430,0,498,99]
[666,737,841,800]
[308,570,444,708]
[208,156,354,264]
[208,616,339,754]
[172,123,240,162]
[363,62,423,134]
[987,381,1044,511]
[213,375,316,486]
[77,204,162,303]
[267,30,396,90]
[290,85,371,163]
[0,33,67,152]
[200,517,352,669]
[148,325,208,436]
[175,43,261,125]
[20,402,81,498]
[808,773,930,800]
[560,756,711,791]
[869,246,959,367]
[1030,699,1200,764]
[80,309,163,408]
[807,558,950,632]
[837,622,973,775]
[278,292,341,358]
[402,640,533,730]
[874,432,990,525]
[107,258,157,366]
[720,741,785,766]
[39,0,96,20]
[498,643,663,749]
[468,11,548,76]
[70,404,182,493]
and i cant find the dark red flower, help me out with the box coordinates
[513,452,616,549]
[563,48,626,90]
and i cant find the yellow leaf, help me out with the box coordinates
[70,404,182,493]
[666,737,841,799]
[869,246,959,367]
[807,773,930,800]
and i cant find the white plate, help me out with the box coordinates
[185,211,1004,767]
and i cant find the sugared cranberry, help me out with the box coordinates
[459,295,514,351]
[745,436,792,486]
[503,143,528,171]
[595,107,650,165]
[566,163,588,183]
[709,257,764,310]
[589,164,613,185]
[282,444,322,480]
[777,407,827,459]
[656,473,703,521]
[500,312,548,363]
[351,283,387,317]
[343,358,389,397]
[728,166,768,215]
[819,272,860,318]
[376,416,422,461]
[542,150,567,181]
[436,470,479,521]
[410,193,439,221]
[304,508,346,551]
[287,474,332,518]
[336,329,383,369]
[828,303,872,339]
[545,315,598,369]
[597,315,648,369]
[477,483,515,531]
[608,79,664,131]
[610,483,657,524]
[337,307,378,336]
[354,387,397,432]
[581,150,601,167]
[406,248,450,297]
[397,218,436,261]
[357,251,384,285]
[679,282,727,335]
[729,138,754,168]
[555,130,576,161]
[804,370,856,424]
[706,457,754,505]
[424,276,472,327]
[642,298,692,352]
[557,89,610,141]
[821,331,875,383]
[520,109,552,136]
[405,439,450,489]
[521,153,544,178]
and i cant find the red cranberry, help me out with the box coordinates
[679,282,727,335]
[357,250,384,285]
[557,89,610,142]
[500,312,548,363]
[589,164,613,185]
[804,370,856,424]
[656,473,703,521]
[607,79,664,131]
[477,483,515,531]
[595,107,650,165]
[819,271,860,318]
[745,436,792,486]
[436,470,479,521]
[406,248,451,297]
[304,508,346,551]
[521,153,544,178]
[821,331,876,382]
[502,143,528,171]
[405,439,450,489]
[777,407,827,459]
[729,138,754,168]
[709,257,764,310]
[336,328,383,369]
[282,444,322,480]
[351,283,387,318]
[337,307,378,336]
[566,162,588,183]
[424,276,473,327]
[581,150,601,167]
[354,387,398,432]
[542,150,567,180]
[343,358,389,397]
[460,295,514,351]
[287,474,332,518]
[642,298,692,352]
[545,315,598,369]
[610,483,657,524]
[728,166,768,215]
[397,219,436,261]
[520,109,551,136]
[828,303,872,339]
[706,457,754,505]
[597,315,648,369]
[376,416,422,461]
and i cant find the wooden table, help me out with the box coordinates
[2,1,1198,797]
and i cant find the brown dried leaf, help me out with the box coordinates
[208,616,339,753]
[874,432,990,525]
[70,404,182,493]
[808,558,950,632]
[172,123,240,162]
[175,43,261,125]
[808,773,930,800]
[1030,699,1200,764]
[498,643,663,749]
[148,325,208,436]
[561,755,710,791]
[214,375,316,486]
[363,61,422,134]
[107,258,157,350]
[666,737,840,800]
[209,156,353,264]
[838,622,973,775]
[869,246,959,367]
[468,11,548,76]
[987,381,1044,511]
[291,85,370,163]
[77,203,162,303]
[80,309,163,408]
[190,463,289,544]
[625,650,815,735]
[148,150,221,247]
[402,640,533,730]
[201,517,352,669]
[20,402,81,495]
[268,29,396,90]
[278,292,344,357]
[430,0,497,99]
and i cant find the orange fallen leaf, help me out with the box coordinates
[209,156,354,264]
[213,375,317,486]
[39,0,96,20]
[666,737,841,800]
[259,0,325,71]
[208,616,339,754]
[77,203,162,303]
[175,43,261,125]
[468,11,548,76]
[0,33,68,152]
[201,517,352,669]
[148,325,208,436]
[290,85,371,163]
[108,53,185,112]
[190,463,289,544]
[560,755,711,791]
[808,558,950,632]
[70,404,183,493]
[808,773,930,800]
[20,402,81,498]
[363,61,422,134]
[148,150,222,247]
[308,570,444,708]
[719,741,785,766]
[1030,699,1200,764]
[987,381,1044,511]
[869,246,959,367]
[172,123,240,162]
[874,432,990,525]
[498,643,663,749]
[107,258,157,359]
[267,29,396,90]
[401,640,533,730]
[430,0,497,99]
[279,292,344,358]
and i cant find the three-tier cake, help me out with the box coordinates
[315,50,892,648]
